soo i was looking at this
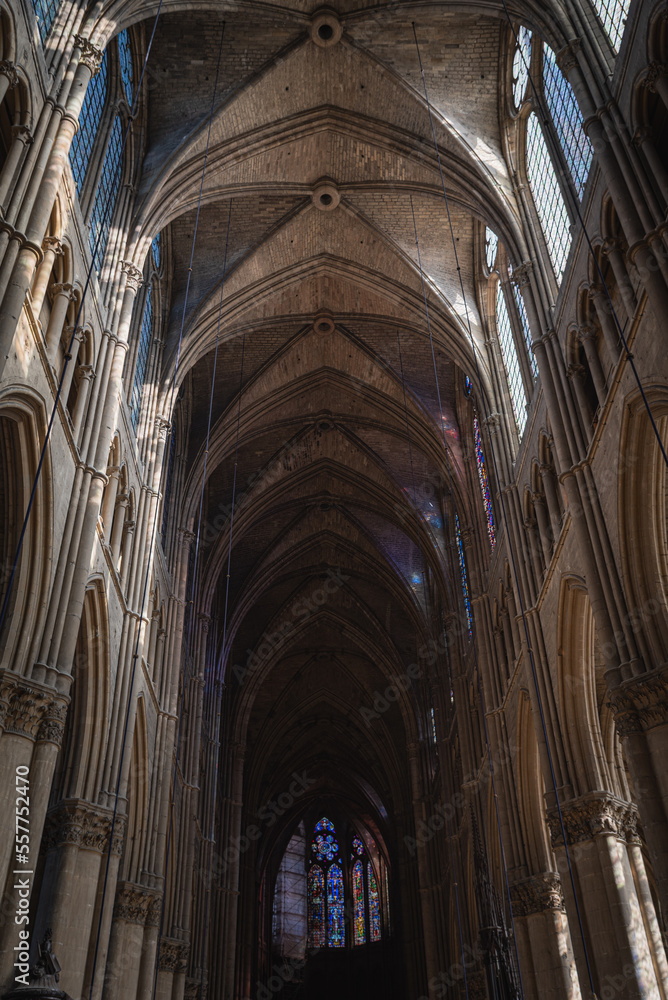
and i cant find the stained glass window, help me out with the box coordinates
[352,836,364,856]
[313,831,339,862]
[31,0,60,44]
[327,864,345,947]
[512,26,531,108]
[315,817,335,834]
[543,44,593,200]
[526,113,572,283]
[130,285,152,430]
[455,513,472,633]
[430,704,437,744]
[353,860,366,945]
[368,863,381,942]
[89,114,123,273]
[496,281,527,436]
[161,423,176,547]
[591,0,629,52]
[69,50,108,194]
[485,227,498,270]
[118,30,134,106]
[152,233,162,269]
[474,417,495,547]
[464,374,472,396]
[511,281,538,378]
[307,867,326,949]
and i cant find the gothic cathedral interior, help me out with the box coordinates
[0,0,667,998]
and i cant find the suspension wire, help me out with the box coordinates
[146,23,229,999]
[408,198,525,998]
[396,328,471,1000]
[501,1,668,470]
[0,6,168,637]
[411,24,599,998]
[198,283,245,1000]
[82,21,229,1000]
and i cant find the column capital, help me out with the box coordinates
[11,124,33,146]
[601,235,623,256]
[0,672,69,742]
[121,259,143,292]
[113,882,161,925]
[74,35,104,74]
[482,411,501,434]
[42,235,64,256]
[51,281,76,302]
[555,38,582,75]
[606,664,668,736]
[546,792,638,847]
[510,872,564,916]
[576,324,597,343]
[0,60,18,89]
[566,362,586,381]
[642,61,668,92]
[511,261,533,289]
[156,415,172,438]
[42,800,126,854]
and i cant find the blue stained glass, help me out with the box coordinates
[591,0,629,53]
[314,817,335,834]
[352,836,364,856]
[511,281,538,378]
[474,417,495,547]
[118,30,134,106]
[131,285,152,430]
[512,26,531,108]
[161,423,176,547]
[69,51,108,194]
[368,863,381,942]
[31,0,61,44]
[152,233,161,269]
[455,513,472,633]
[313,833,339,862]
[464,374,472,396]
[353,860,366,945]
[543,44,593,200]
[307,867,325,949]
[526,113,572,283]
[485,227,498,270]
[89,115,123,273]
[496,282,527,436]
[327,864,345,947]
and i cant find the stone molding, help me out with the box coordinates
[74,35,104,74]
[546,792,638,848]
[606,665,668,736]
[159,938,189,974]
[0,672,68,744]
[0,60,18,89]
[42,799,126,855]
[113,881,161,925]
[509,872,564,916]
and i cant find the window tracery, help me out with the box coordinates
[542,43,593,199]
[512,26,532,108]
[591,0,630,51]
[526,113,572,283]
[70,51,108,194]
[496,279,527,435]
[118,29,134,105]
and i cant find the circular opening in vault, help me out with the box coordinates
[318,23,334,40]
[319,193,333,206]
[317,320,331,332]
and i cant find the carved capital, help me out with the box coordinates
[643,61,668,92]
[42,236,64,257]
[0,675,68,741]
[577,324,597,344]
[510,872,564,916]
[114,882,160,925]
[158,938,189,973]
[546,793,638,847]
[556,39,582,76]
[602,236,623,257]
[606,665,668,736]
[482,411,501,434]
[51,282,76,303]
[121,260,143,293]
[11,125,33,146]
[74,36,104,74]
[42,800,126,855]
[566,362,585,381]
[0,60,18,89]
[511,261,533,290]
[156,415,171,439]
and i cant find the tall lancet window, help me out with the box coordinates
[474,417,495,547]
[590,0,630,51]
[542,43,593,199]
[308,818,344,948]
[70,51,108,193]
[31,0,61,44]
[455,513,472,633]
[526,114,572,283]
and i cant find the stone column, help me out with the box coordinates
[100,467,120,536]
[104,883,160,1000]
[601,238,637,324]
[539,463,562,537]
[510,872,582,1000]
[110,495,129,565]
[532,492,553,566]
[29,236,63,322]
[44,282,75,360]
[632,126,668,208]
[0,37,101,378]
[587,286,620,363]
[71,364,94,436]
[59,327,84,403]
[0,59,18,108]
[0,126,33,211]
[577,328,606,405]
[548,793,666,1000]
[566,363,593,433]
